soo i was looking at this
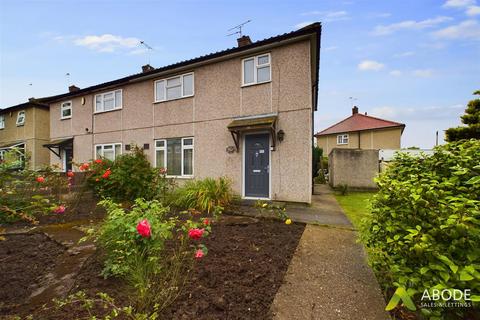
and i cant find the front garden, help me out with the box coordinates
[0,147,303,319]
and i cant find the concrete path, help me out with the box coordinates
[270,185,389,320]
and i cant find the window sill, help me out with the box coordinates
[241,80,271,88]
[60,117,72,120]
[166,175,194,179]
[153,95,194,104]
[337,143,348,145]
[16,124,25,127]
[94,107,123,115]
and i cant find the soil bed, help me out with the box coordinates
[0,233,66,314]
[4,217,304,319]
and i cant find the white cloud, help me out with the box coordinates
[412,69,434,78]
[358,60,385,71]
[443,0,475,8]
[300,10,349,22]
[295,21,314,29]
[74,34,140,53]
[466,5,480,15]
[370,104,464,121]
[372,16,452,35]
[394,51,415,58]
[389,70,403,76]
[433,20,480,40]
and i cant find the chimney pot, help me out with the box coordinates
[69,85,80,92]
[237,35,252,47]
[352,106,359,115]
[142,64,154,73]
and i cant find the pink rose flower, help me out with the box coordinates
[53,205,66,214]
[195,249,204,259]
[67,171,74,177]
[188,228,204,240]
[137,219,151,238]
[36,176,45,183]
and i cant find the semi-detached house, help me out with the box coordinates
[43,23,321,203]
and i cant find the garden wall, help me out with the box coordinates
[328,148,379,190]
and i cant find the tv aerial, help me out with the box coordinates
[227,20,252,37]
[139,40,154,64]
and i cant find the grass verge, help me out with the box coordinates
[334,192,375,230]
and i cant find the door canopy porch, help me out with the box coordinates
[43,138,73,158]
[227,113,277,152]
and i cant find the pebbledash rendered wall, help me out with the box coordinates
[328,148,379,190]
[49,40,313,203]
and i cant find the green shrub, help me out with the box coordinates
[171,177,233,214]
[91,198,210,313]
[85,146,174,203]
[361,140,480,319]
[0,150,68,224]
[312,146,323,178]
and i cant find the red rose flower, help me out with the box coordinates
[53,205,66,214]
[188,228,204,240]
[203,218,210,226]
[79,163,90,171]
[95,159,102,164]
[36,176,45,183]
[102,169,112,179]
[67,170,74,177]
[95,178,100,182]
[195,249,204,259]
[137,219,151,238]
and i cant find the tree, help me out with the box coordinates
[445,90,480,142]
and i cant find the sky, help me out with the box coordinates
[1,0,479,148]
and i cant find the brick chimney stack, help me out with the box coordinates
[352,106,359,115]
[69,85,80,92]
[142,64,154,73]
[237,35,252,47]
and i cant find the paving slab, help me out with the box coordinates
[271,225,389,320]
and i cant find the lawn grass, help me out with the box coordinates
[334,192,376,230]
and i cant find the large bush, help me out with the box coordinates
[92,198,210,313]
[0,149,69,223]
[362,140,480,319]
[85,147,174,202]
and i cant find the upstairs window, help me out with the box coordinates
[95,89,122,113]
[155,73,194,102]
[337,134,349,145]
[155,137,194,177]
[242,53,271,86]
[0,115,4,129]
[16,111,25,126]
[60,101,72,119]
[95,143,122,161]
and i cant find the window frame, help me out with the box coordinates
[94,143,122,160]
[0,115,5,129]
[94,89,123,113]
[154,137,194,178]
[242,53,272,86]
[337,134,349,145]
[16,110,26,126]
[154,72,194,103]
[60,101,73,120]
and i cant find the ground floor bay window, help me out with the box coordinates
[155,137,193,177]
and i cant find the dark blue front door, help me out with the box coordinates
[245,134,270,198]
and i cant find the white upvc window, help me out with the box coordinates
[337,134,349,145]
[95,143,122,161]
[154,73,194,102]
[95,89,122,113]
[242,53,271,86]
[155,137,194,177]
[16,110,26,126]
[60,101,72,119]
[0,115,5,129]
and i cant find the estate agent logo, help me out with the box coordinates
[386,287,474,311]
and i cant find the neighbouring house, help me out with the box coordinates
[315,106,405,155]
[0,100,51,169]
[41,23,321,203]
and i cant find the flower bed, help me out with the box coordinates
[2,217,304,319]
